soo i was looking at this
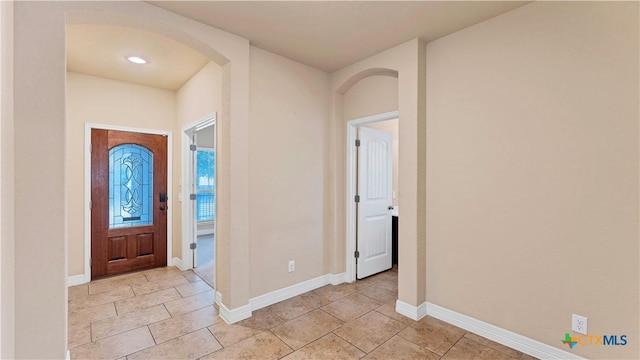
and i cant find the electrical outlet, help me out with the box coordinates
[572,314,588,335]
[288,260,295,273]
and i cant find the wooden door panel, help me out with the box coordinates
[108,236,126,261]
[91,129,168,279]
[137,233,154,256]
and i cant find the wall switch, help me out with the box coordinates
[572,314,588,335]
[288,260,295,273]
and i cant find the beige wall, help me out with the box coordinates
[425,2,639,359]
[329,40,426,308]
[343,75,398,121]
[66,72,177,276]
[0,1,14,357]
[5,1,638,358]
[175,61,222,261]
[248,46,330,296]
[362,119,399,207]
[8,1,251,355]
[177,62,222,129]
[343,76,399,206]
[13,2,67,357]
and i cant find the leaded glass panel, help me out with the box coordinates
[109,144,153,228]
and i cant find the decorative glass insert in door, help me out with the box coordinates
[109,144,153,228]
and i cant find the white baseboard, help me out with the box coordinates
[218,302,252,324]
[67,274,89,287]
[395,299,427,321]
[216,273,346,324]
[328,272,346,285]
[402,301,585,360]
[66,350,71,360]
[216,290,252,324]
[172,257,185,271]
[249,273,346,311]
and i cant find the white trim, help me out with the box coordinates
[395,299,427,321]
[346,111,399,282]
[84,123,173,282]
[66,350,71,360]
[216,273,346,324]
[218,302,252,324]
[249,273,345,311]
[398,301,586,360]
[181,113,217,271]
[67,274,89,287]
[216,290,252,324]
[171,257,185,271]
[181,128,193,269]
[327,272,346,285]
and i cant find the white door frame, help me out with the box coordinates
[346,110,398,283]
[181,113,216,271]
[83,123,173,284]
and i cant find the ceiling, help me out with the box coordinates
[67,1,529,90]
[66,25,210,90]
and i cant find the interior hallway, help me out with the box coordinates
[68,266,538,359]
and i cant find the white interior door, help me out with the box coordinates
[357,126,393,279]
[190,132,198,267]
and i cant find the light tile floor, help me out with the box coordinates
[69,266,538,359]
[194,235,215,287]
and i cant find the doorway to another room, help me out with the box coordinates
[183,114,216,288]
[346,111,399,282]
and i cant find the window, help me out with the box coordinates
[109,144,153,228]
[196,149,215,221]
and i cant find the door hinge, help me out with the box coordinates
[354,195,360,203]
[190,144,197,151]
[190,242,197,250]
[90,258,92,266]
[89,201,92,209]
[90,143,92,153]
[189,193,197,201]
[355,139,360,147]
[354,250,360,258]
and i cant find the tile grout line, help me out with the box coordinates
[70,268,532,360]
[438,330,468,359]
[330,328,370,354]
[266,329,295,355]
[463,333,525,360]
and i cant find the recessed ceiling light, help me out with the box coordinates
[127,56,147,64]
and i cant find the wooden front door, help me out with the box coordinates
[91,129,168,279]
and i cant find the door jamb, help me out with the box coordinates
[181,113,216,271]
[84,123,173,283]
[345,111,398,283]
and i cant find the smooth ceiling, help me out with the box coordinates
[149,1,529,72]
[67,1,530,89]
[66,24,209,90]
